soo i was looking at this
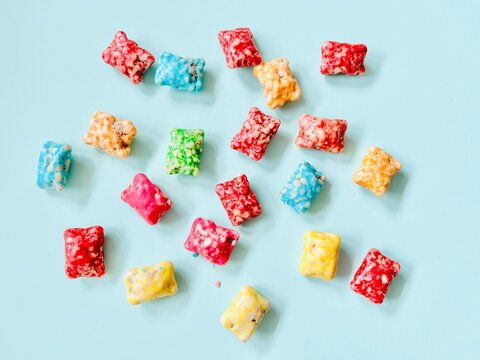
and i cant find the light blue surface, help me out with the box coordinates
[1,1,479,359]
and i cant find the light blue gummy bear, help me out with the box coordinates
[280,161,325,213]
[36,141,72,191]
[155,52,205,92]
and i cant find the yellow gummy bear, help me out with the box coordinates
[221,286,270,342]
[299,231,341,280]
[124,260,178,305]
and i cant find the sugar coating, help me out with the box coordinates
[216,174,262,226]
[155,52,205,92]
[295,114,348,153]
[121,173,172,225]
[221,286,270,342]
[83,111,137,158]
[36,141,72,191]
[64,226,105,279]
[280,162,325,213]
[218,28,262,68]
[184,217,240,265]
[230,107,281,161]
[350,248,401,304]
[352,146,402,196]
[253,58,301,109]
[124,260,178,305]
[320,41,367,75]
[165,128,204,176]
[299,231,341,280]
[102,31,155,84]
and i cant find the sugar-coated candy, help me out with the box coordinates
[155,52,205,92]
[184,217,240,265]
[121,173,172,225]
[83,111,137,158]
[216,174,262,226]
[124,260,178,305]
[320,41,367,75]
[221,286,270,342]
[230,107,281,161]
[64,226,105,279]
[36,141,72,191]
[350,248,401,304]
[165,128,204,176]
[253,58,301,109]
[280,162,325,213]
[102,31,155,84]
[352,146,402,196]
[218,28,262,68]
[299,231,340,280]
[295,114,348,153]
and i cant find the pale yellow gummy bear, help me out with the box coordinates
[124,260,178,305]
[352,146,402,196]
[253,58,301,109]
[221,286,270,342]
[299,231,341,280]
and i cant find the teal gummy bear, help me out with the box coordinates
[36,141,72,191]
[155,52,205,92]
[280,161,325,213]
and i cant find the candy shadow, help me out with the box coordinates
[141,267,191,313]
[304,180,332,218]
[138,65,157,96]
[387,272,407,301]
[257,131,290,171]
[125,133,156,171]
[380,171,410,212]
[251,291,282,350]
[387,171,409,198]
[50,154,95,205]
[103,231,124,283]
[336,128,361,163]
[167,70,216,106]
[220,241,249,274]
[236,67,259,92]
[176,141,218,189]
[157,205,182,226]
[324,53,381,88]
[336,243,354,278]
[229,241,249,264]
[199,141,217,176]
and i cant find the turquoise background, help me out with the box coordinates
[1,1,479,359]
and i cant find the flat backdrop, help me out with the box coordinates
[1,1,479,359]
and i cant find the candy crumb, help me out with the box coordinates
[213,281,222,288]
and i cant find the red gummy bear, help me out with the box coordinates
[230,107,281,161]
[216,174,262,226]
[102,31,155,84]
[64,226,106,279]
[295,114,348,153]
[320,41,367,75]
[184,217,240,265]
[121,173,172,225]
[350,248,401,304]
[218,28,262,68]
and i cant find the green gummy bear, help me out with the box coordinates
[165,128,205,176]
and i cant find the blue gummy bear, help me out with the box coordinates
[155,52,205,92]
[280,161,325,213]
[36,141,72,191]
